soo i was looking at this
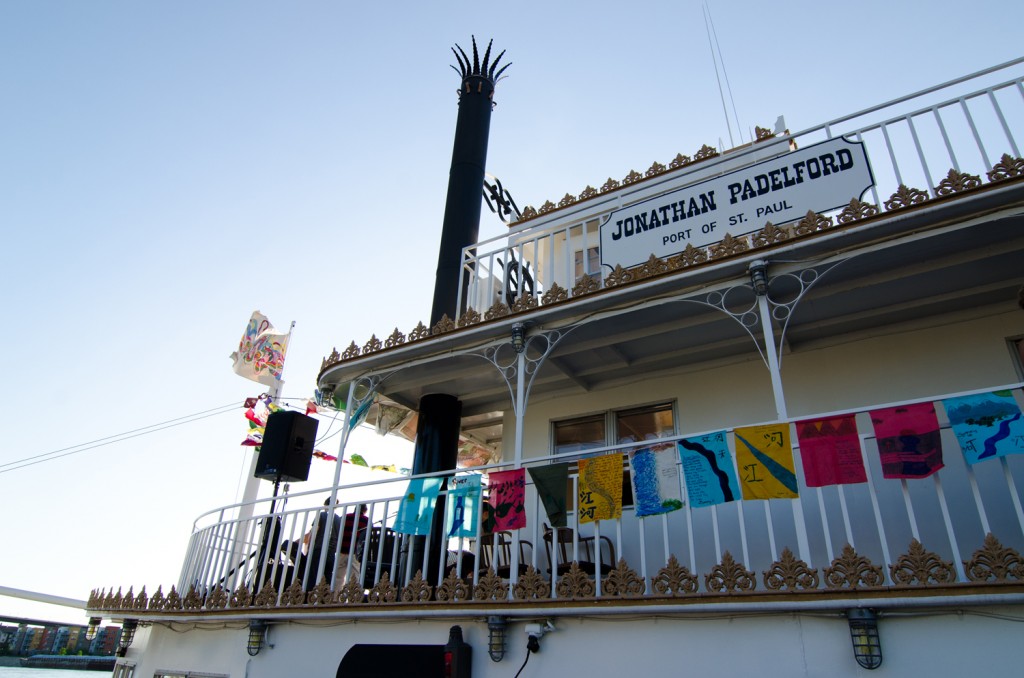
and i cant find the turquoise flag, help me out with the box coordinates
[445,475,482,538]
[678,431,740,508]
[393,477,443,535]
[943,390,1024,464]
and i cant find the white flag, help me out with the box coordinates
[230,311,289,386]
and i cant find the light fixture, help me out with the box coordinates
[511,323,526,353]
[247,620,268,656]
[749,260,768,296]
[117,619,138,657]
[847,608,882,670]
[85,617,102,641]
[487,615,507,662]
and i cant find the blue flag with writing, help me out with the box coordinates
[678,431,741,508]
[393,477,443,535]
[943,390,1024,464]
[445,475,482,538]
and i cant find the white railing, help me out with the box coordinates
[179,383,1024,602]
[455,57,1024,320]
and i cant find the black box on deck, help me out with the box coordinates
[255,410,318,482]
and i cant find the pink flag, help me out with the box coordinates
[870,402,944,479]
[488,469,526,531]
[795,415,867,487]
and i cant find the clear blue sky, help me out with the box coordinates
[1,1,1021,624]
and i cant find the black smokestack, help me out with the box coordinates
[429,37,510,326]
[406,39,508,584]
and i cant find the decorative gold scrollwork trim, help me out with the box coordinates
[934,168,982,196]
[307,578,334,605]
[436,568,471,602]
[363,334,382,354]
[987,153,1024,182]
[431,315,456,335]
[889,539,956,586]
[484,301,511,320]
[635,254,669,280]
[511,293,538,313]
[337,578,366,605]
[408,321,430,341]
[884,184,930,211]
[229,584,251,608]
[705,551,756,593]
[513,566,551,600]
[579,185,599,201]
[149,586,167,611]
[669,153,692,169]
[622,170,643,185]
[538,200,557,214]
[751,221,791,248]
[555,562,596,599]
[837,198,879,224]
[571,275,601,297]
[457,308,481,328]
[400,570,434,603]
[824,544,885,589]
[341,341,361,360]
[205,586,227,610]
[602,559,646,597]
[600,177,621,193]
[646,161,667,177]
[558,193,577,208]
[965,533,1024,582]
[667,243,708,269]
[604,264,634,288]
[165,586,183,610]
[651,554,699,596]
[763,547,819,591]
[474,568,510,601]
[541,282,568,305]
[279,582,306,607]
[384,328,407,347]
[793,210,834,236]
[367,571,398,604]
[709,233,749,260]
[693,144,719,161]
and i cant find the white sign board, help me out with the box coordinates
[599,137,874,270]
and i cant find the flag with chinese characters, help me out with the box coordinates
[628,443,684,517]
[733,423,799,500]
[678,431,740,508]
[577,454,623,524]
[795,415,867,487]
[230,311,289,386]
[528,463,570,527]
[870,403,944,478]
[445,475,482,538]
[943,391,1024,464]
[488,469,526,531]
[393,477,443,535]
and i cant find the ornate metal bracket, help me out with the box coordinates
[478,326,574,416]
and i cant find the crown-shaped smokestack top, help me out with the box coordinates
[450,36,510,84]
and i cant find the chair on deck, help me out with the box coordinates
[477,531,534,579]
[542,523,615,577]
[361,525,397,588]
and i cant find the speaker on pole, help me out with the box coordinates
[255,410,319,483]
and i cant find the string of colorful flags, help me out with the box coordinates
[390,389,1024,535]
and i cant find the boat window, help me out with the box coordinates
[112,664,135,678]
[553,413,606,454]
[616,402,675,442]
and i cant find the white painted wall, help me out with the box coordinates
[128,604,1024,678]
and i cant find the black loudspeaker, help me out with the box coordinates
[255,410,319,482]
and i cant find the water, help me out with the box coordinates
[0,670,104,677]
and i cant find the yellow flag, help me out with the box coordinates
[733,423,798,500]
[578,454,623,523]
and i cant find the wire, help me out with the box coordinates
[0,402,243,475]
[513,643,532,678]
